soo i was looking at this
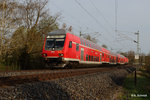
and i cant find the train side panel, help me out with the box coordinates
[63,33,81,62]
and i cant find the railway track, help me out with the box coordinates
[0,66,117,77]
[0,66,134,87]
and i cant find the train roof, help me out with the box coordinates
[101,48,110,54]
[117,54,126,58]
[48,29,67,35]
[47,29,128,58]
[120,55,125,58]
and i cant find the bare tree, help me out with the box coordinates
[8,0,51,55]
[102,44,107,49]
[18,0,48,29]
[68,26,72,32]
[127,51,135,65]
[0,0,60,68]
[37,15,60,35]
[145,53,150,72]
[82,34,97,43]
[62,23,67,29]
[0,0,20,62]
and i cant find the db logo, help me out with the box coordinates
[51,51,55,53]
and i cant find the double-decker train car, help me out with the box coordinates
[42,29,129,68]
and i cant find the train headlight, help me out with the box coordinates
[59,53,64,56]
[42,53,47,57]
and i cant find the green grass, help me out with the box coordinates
[0,63,6,71]
[122,70,150,100]
[0,63,20,71]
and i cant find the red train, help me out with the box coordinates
[42,29,129,68]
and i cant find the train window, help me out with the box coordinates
[76,43,79,51]
[89,55,91,61]
[83,41,85,46]
[86,55,88,61]
[97,57,99,62]
[102,53,104,57]
[45,38,65,50]
[55,39,65,49]
[91,56,93,61]
[100,55,102,61]
[69,41,72,48]
[93,56,94,61]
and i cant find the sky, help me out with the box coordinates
[47,0,150,54]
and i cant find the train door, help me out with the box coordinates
[81,48,84,61]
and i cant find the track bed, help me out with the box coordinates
[0,66,134,87]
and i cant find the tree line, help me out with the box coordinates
[0,0,59,69]
[120,51,150,72]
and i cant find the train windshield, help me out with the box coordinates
[45,35,65,50]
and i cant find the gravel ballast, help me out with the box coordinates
[0,68,133,100]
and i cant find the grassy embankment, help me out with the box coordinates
[121,68,150,100]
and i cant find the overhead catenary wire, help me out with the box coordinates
[51,0,115,49]
[117,31,135,42]
[74,0,130,50]
[50,0,100,35]
[88,0,114,30]
[114,0,137,46]
[113,0,136,51]
[74,0,113,36]
[87,0,127,50]
[74,0,118,49]
[88,0,134,52]
[115,0,118,33]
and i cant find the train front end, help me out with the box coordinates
[42,29,67,68]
